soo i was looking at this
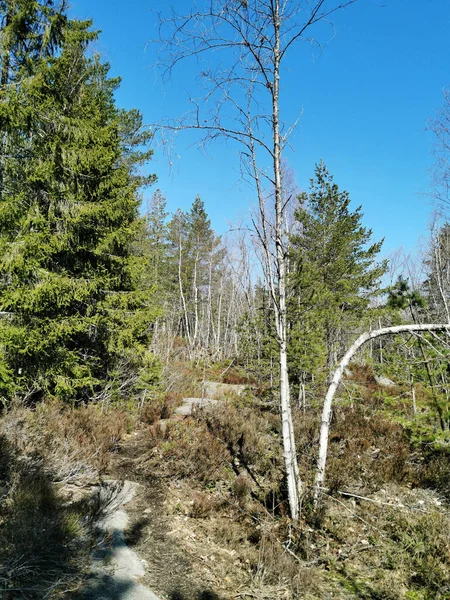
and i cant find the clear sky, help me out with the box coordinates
[68,0,450,257]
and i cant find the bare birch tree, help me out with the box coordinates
[429,88,450,208]
[314,323,450,505]
[155,0,357,521]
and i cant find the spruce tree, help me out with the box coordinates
[288,161,386,392]
[145,189,169,289]
[0,0,66,85]
[0,12,158,403]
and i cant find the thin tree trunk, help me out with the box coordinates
[272,0,302,521]
[216,275,224,353]
[409,306,445,430]
[206,247,214,350]
[410,371,417,416]
[378,317,383,364]
[1,1,12,87]
[298,373,306,410]
[434,240,450,322]
[178,232,192,357]
[192,248,199,349]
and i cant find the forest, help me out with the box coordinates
[0,1,449,599]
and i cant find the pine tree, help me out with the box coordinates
[186,196,223,349]
[0,13,158,403]
[288,161,386,393]
[387,276,448,430]
[237,282,278,385]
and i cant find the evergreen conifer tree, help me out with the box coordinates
[166,197,224,352]
[288,161,386,393]
[0,11,158,403]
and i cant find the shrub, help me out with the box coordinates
[2,403,128,483]
[141,392,182,425]
[0,435,90,598]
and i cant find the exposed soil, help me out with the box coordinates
[106,429,223,600]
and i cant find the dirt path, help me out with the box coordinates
[104,431,221,600]
[85,383,248,599]
[77,480,161,600]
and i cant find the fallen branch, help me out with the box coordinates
[317,487,445,514]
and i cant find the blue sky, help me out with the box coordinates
[69,0,450,257]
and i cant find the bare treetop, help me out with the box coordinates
[155,0,356,170]
[158,0,356,75]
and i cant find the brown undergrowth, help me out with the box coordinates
[133,375,450,600]
[0,403,131,598]
[1,365,449,600]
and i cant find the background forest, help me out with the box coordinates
[0,1,449,600]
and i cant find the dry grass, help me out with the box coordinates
[0,402,132,598]
[0,434,89,598]
[140,392,182,425]
[135,376,450,600]
[1,362,449,600]
[146,418,230,483]
[316,488,450,599]
[1,402,129,484]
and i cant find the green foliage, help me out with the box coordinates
[166,196,225,347]
[386,276,450,431]
[0,8,159,403]
[288,161,386,392]
[142,188,169,289]
[388,275,426,315]
[236,283,279,386]
[0,0,66,84]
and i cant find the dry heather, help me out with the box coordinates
[0,403,130,598]
[0,369,449,600]
[133,381,450,600]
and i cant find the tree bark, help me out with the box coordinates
[178,232,192,357]
[271,0,302,521]
[314,323,450,504]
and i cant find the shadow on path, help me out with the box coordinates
[169,591,221,600]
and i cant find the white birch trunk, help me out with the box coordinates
[178,232,192,356]
[192,248,200,349]
[271,0,302,521]
[215,274,224,353]
[206,248,214,349]
[410,371,417,416]
[434,240,450,323]
[314,323,450,504]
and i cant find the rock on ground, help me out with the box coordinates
[374,375,395,387]
[174,397,219,416]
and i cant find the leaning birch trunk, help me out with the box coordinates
[314,323,450,505]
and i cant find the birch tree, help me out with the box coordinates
[429,88,450,208]
[156,0,357,521]
[314,323,450,504]
[424,221,450,323]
